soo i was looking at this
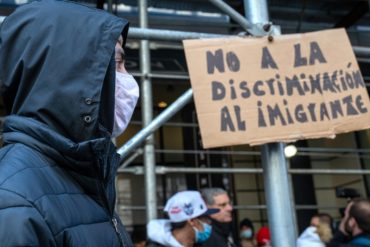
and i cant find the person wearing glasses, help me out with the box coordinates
[201,188,236,247]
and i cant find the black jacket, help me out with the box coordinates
[202,220,236,247]
[0,1,132,246]
[326,231,370,247]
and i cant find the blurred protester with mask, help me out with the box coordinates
[147,191,219,247]
[327,198,370,247]
[0,0,138,246]
[239,218,256,247]
[297,213,333,247]
[201,188,236,247]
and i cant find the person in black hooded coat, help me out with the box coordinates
[0,0,138,246]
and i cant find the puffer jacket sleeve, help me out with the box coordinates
[0,189,57,247]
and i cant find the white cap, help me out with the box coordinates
[164,191,219,223]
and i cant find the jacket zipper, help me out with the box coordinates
[96,172,126,247]
[98,180,126,247]
[95,145,126,247]
[96,181,126,246]
[112,217,125,247]
[106,154,127,247]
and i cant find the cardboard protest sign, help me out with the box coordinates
[183,28,370,148]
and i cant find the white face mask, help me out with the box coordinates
[112,71,139,137]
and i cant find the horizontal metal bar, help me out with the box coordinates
[130,72,190,80]
[118,166,370,175]
[154,149,260,156]
[130,121,198,128]
[154,149,370,159]
[353,46,370,57]
[148,73,190,80]
[297,152,370,160]
[289,168,370,175]
[134,71,369,83]
[156,166,263,174]
[118,166,263,174]
[357,58,370,64]
[298,147,370,154]
[118,146,370,160]
[128,27,228,41]
[128,28,370,59]
[154,149,370,160]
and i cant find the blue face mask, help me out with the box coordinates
[194,221,212,243]
[240,229,253,239]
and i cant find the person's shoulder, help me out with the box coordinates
[326,230,361,247]
[0,144,45,186]
[0,143,56,188]
[0,143,50,173]
[0,148,49,213]
[0,143,84,206]
[0,188,50,229]
[0,187,33,208]
[0,188,55,246]
[350,234,370,246]
[0,178,46,220]
[146,240,166,247]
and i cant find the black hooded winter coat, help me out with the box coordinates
[0,0,133,246]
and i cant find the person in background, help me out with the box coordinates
[326,198,370,247]
[239,218,256,247]
[297,213,333,247]
[132,226,147,247]
[310,213,334,230]
[200,188,236,247]
[147,191,219,247]
[0,0,138,246]
[256,227,271,247]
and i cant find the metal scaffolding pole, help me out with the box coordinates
[128,27,227,41]
[261,144,297,246]
[139,0,157,221]
[209,0,254,33]
[127,27,370,58]
[244,0,297,246]
[353,46,370,57]
[244,0,269,25]
[117,88,193,160]
[107,0,113,13]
